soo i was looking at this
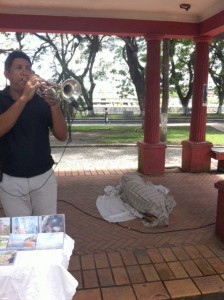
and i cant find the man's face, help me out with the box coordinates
[4,58,32,91]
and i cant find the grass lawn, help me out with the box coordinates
[72,125,224,146]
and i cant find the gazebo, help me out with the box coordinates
[0,0,224,175]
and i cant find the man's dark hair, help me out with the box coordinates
[4,50,32,70]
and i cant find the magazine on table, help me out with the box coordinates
[12,216,39,234]
[0,250,17,266]
[39,214,65,233]
[7,234,37,250]
[36,232,64,250]
[0,217,10,235]
[5,214,65,251]
[0,235,10,250]
[0,218,11,251]
[37,214,65,249]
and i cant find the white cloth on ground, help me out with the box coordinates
[96,185,143,223]
[96,174,176,227]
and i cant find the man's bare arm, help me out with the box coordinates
[0,97,28,137]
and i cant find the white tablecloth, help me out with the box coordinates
[0,234,78,300]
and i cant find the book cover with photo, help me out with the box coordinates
[0,250,17,266]
[0,235,10,250]
[39,214,65,233]
[36,232,64,250]
[7,234,37,250]
[0,217,10,235]
[12,216,39,234]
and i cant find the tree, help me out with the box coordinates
[0,32,48,89]
[120,37,146,115]
[32,33,104,142]
[33,33,103,116]
[169,39,194,115]
[209,38,224,114]
[0,32,103,141]
[109,36,146,116]
[160,39,170,142]
[1,32,223,119]
[161,39,170,114]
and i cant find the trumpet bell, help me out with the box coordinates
[36,78,81,102]
[61,78,81,101]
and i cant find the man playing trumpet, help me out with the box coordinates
[0,50,68,217]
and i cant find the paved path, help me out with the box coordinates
[52,145,220,173]
[51,146,182,172]
[50,121,224,172]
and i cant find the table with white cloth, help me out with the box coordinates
[0,234,78,300]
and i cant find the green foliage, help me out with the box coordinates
[209,39,224,106]
[169,39,195,102]
[0,32,223,113]
[206,126,224,145]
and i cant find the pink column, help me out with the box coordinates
[182,36,213,172]
[144,35,161,143]
[214,181,224,239]
[138,35,166,175]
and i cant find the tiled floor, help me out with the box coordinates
[54,167,224,299]
[2,167,224,299]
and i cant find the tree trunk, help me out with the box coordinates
[123,37,145,115]
[217,104,222,114]
[160,39,170,142]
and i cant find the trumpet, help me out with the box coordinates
[36,78,81,102]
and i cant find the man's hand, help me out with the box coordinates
[43,97,59,107]
[22,75,45,103]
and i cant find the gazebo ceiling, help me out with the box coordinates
[0,0,223,37]
[0,0,223,23]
